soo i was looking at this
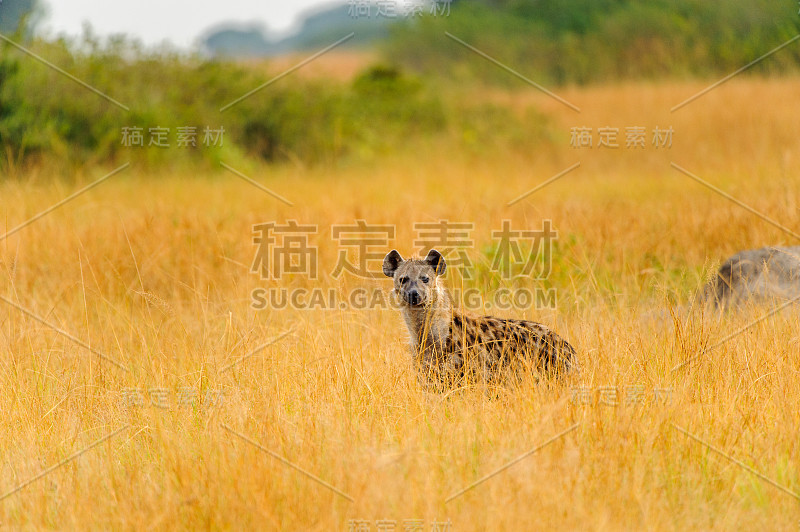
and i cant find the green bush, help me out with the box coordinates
[0,33,527,171]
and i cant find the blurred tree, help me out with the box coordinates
[0,0,42,34]
[386,0,800,84]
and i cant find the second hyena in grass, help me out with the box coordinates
[383,249,577,386]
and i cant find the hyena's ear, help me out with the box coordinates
[383,250,403,277]
[425,249,446,276]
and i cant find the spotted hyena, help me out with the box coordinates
[701,246,800,310]
[383,249,577,386]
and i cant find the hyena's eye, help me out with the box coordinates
[420,276,429,284]
[399,276,409,284]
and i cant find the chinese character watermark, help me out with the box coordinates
[346,518,452,531]
[251,221,318,280]
[569,126,673,149]
[347,0,449,19]
[250,219,560,311]
[120,126,224,148]
[490,219,556,280]
[120,388,224,410]
[570,386,673,407]
[331,220,395,279]
[414,220,474,279]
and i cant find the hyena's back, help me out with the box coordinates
[701,246,800,309]
[447,312,577,377]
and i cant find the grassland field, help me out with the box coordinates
[0,67,799,529]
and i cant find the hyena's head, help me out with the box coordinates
[382,249,446,307]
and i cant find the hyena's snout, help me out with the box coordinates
[407,289,421,306]
[400,283,426,307]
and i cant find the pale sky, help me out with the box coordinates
[41,0,344,49]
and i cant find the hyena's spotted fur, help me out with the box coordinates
[383,249,577,386]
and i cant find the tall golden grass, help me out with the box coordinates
[1,75,799,530]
